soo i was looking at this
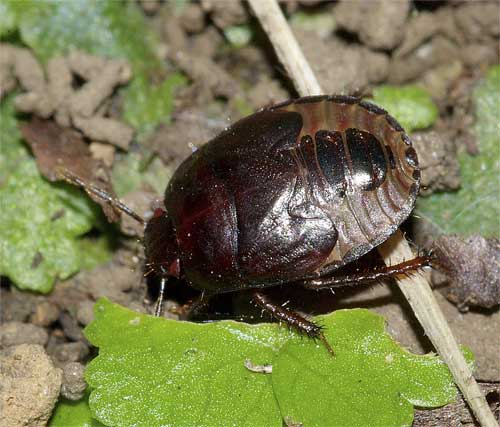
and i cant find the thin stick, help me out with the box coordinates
[248,1,497,426]
[379,231,497,427]
[249,0,322,97]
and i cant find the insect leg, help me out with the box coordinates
[58,168,146,224]
[252,290,334,355]
[154,276,168,316]
[300,255,432,290]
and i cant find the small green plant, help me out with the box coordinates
[79,299,467,427]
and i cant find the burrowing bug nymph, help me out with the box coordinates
[66,95,430,355]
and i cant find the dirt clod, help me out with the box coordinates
[0,290,36,323]
[60,362,87,401]
[0,322,49,348]
[138,0,160,15]
[149,112,223,169]
[85,260,143,306]
[69,59,131,118]
[394,12,438,58]
[72,115,134,150]
[295,30,381,94]
[433,235,500,311]
[3,45,134,148]
[173,52,242,99]
[454,3,500,43]
[180,3,206,33]
[89,141,116,167]
[201,0,248,29]
[335,0,410,50]
[58,311,86,342]
[247,76,289,110]
[0,344,62,427]
[411,131,461,195]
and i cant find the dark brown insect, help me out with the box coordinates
[65,95,430,354]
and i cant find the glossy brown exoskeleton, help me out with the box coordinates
[67,95,429,354]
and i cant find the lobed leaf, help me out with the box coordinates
[85,299,464,427]
[273,310,461,427]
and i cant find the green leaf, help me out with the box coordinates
[85,299,462,427]
[372,85,439,132]
[0,96,100,292]
[273,310,460,427]
[50,393,104,427]
[1,0,187,139]
[416,66,500,237]
[85,298,290,427]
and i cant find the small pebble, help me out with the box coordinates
[0,322,48,348]
[30,301,61,327]
[59,311,85,341]
[0,291,35,322]
[52,341,89,363]
[61,362,87,401]
[76,300,95,326]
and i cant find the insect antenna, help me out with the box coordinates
[57,168,146,225]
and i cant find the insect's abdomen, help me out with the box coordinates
[272,95,420,270]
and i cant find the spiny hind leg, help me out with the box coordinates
[252,290,334,355]
[299,255,432,290]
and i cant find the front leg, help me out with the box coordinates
[299,255,431,290]
[252,290,334,355]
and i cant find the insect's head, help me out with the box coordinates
[143,208,181,279]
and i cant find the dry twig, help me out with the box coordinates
[248,1,497,426]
